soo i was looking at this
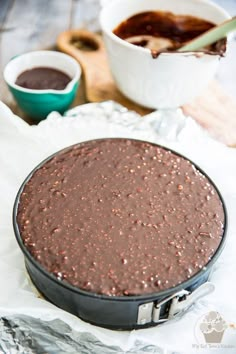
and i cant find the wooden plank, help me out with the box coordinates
[71,0,102,31]
[1,0,72,67]
[0,0,14,25]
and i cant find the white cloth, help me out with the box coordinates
[0,101,236,354]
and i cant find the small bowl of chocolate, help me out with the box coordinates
[100,0,231,109]
[4,50,81,121]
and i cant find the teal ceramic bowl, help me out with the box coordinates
[4,51,81,121]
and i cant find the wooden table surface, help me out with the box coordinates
[0,0,236,128]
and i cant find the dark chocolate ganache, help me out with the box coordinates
[15,67,71,90]
[113,11,226,55]
[17,139,225,296]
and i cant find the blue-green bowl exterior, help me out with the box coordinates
[8,81,79,121]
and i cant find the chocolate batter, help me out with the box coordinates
[113,11,226,54]
[15,67,71,90]
[17,139,225,296]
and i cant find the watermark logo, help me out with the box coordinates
[193,311,235,350]
[199,311,227,344]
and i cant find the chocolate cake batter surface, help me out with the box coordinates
[17,139,225,296]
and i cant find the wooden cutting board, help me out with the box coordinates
[57,29,236,147]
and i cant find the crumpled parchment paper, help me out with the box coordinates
[0,101,236,354]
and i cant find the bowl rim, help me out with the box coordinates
[3,50,81,95]
[99,0,231,57]
[13,137,228,302]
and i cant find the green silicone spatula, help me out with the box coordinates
[179,16,236,52]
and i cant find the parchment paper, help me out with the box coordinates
[0,101,236,354]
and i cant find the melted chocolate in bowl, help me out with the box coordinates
[16,139,225,297]
[15,67,71,90]
[113,11,226,54]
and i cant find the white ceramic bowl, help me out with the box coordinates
[100,0,230,109]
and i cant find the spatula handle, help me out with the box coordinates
[179,17,236,52]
